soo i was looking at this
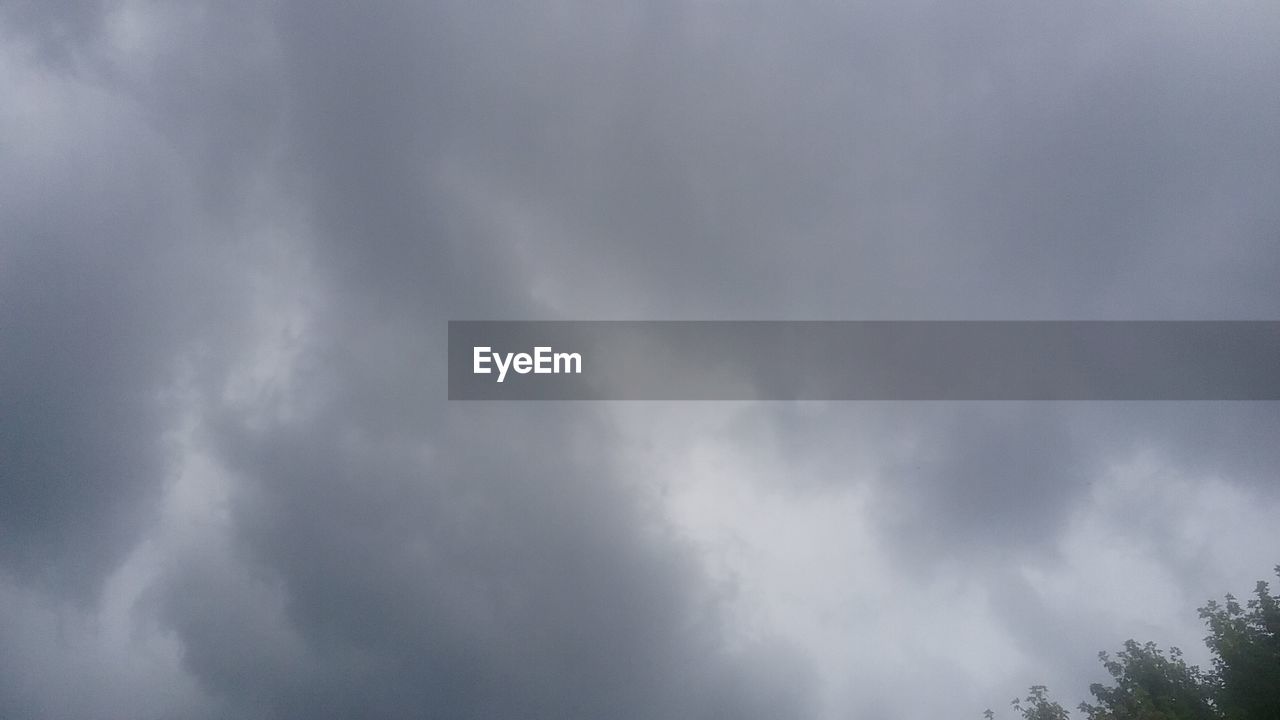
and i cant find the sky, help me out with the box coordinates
[1,1,1279,718]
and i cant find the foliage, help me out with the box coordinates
[1078,641,1216,720]
[987,566,1280,720]
[1198,566,1280,720]
[1011,686,1071,720]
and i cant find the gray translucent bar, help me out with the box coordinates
[448,321,1280,400]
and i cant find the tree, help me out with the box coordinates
[1078,641,1216,720]
[989,565,1280,720]
[1198,566,1280,720]
[1012,685,1071,720]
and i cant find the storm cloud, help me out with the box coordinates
[2,1,1278,719]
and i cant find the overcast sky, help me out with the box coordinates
[2,2,1279,718]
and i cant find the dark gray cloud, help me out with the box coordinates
[0,47,210,596]
[2,0,1279,718]
[167,393,809,719]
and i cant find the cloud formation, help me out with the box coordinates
[2,1,1278,718]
